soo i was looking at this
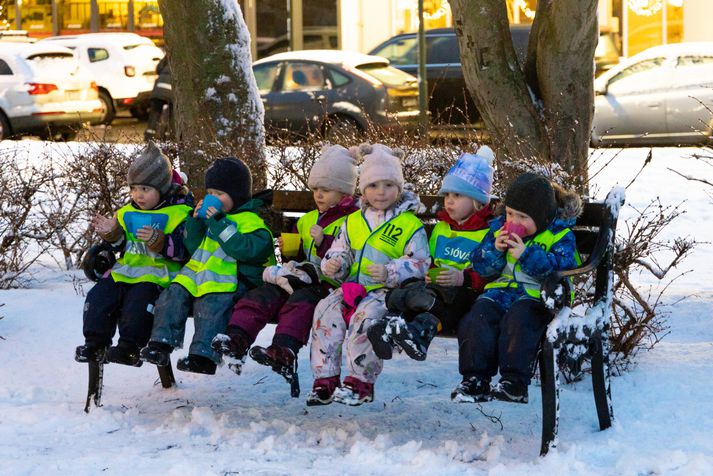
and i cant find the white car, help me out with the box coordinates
[40,33,164,124]
[0,42,103,140]
[593,42,713,147]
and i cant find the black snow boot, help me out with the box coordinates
[106,342,142,367]
[139,341,173,367]
[389,312,440,361]
[491,379,529,404]
[176,354,217,375]
[451,376,491,403]
[75,343,107,363]
[212,330,251,375]
[366,316,394,360]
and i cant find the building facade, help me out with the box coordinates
[2,0,712,58]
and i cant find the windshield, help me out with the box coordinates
[356,64,416,87]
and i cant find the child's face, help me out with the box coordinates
[444,192,482,222]
[206,188,234,212]
[363,180,399,211]
[505,206,537,236]
[130,185,160,210]
[312,187,345,213]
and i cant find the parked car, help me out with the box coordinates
[257,26,338,59]
[369,27,620,126]
[0,42,103,140]
[253,50,420,139]
[592,42,713,147]
[39,33,164,124]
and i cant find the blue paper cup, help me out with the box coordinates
[130,214,153,238]
[198,194,223,219]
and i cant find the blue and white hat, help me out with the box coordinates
[438,146,495,205]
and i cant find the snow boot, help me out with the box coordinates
[332,376,374,406]
[106,342,142,367]
[139,341,173,367]
[385,280,436,314]
[389,312,440,361]
[249,344,301,397]
[451,376,491,403]
[211,333,248,375]
[176,354,217,375]
[75,343,107,363]
[491,379,529,404]
[306,376,341,406]
[366,316,394,360]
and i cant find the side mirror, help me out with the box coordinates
[595,82,608,96]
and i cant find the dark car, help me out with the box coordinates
[369,26,619,126]
[253,50,420,139]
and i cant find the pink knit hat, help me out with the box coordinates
[308,145,358,195]
[356,143,405,194]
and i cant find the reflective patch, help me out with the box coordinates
[147,303,155,315]
[218,225,238,242]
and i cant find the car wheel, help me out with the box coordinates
[0,111,11,140]
[325,115,362,142]
[98,90,115,125]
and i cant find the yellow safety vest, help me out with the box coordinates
[173,211,277,297]
[485,227,581,300]
[345,210,424,291]
[296,209,346,266]
[428,221,488,271]
[111,203,192,287]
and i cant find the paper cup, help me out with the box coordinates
[281,232,301,257]
[198,194,223,219]
[428,267,446,281]
[129,213,153,238]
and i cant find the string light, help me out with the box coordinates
[514,0,536,20]
[628,0,663,16]
[423,1,449,21]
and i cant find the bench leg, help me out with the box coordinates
[539,339,559,456]
[590,330,613,430]
[157,361,176,389]
[84,361,104,413]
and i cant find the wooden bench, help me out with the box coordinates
[267,188,624,456]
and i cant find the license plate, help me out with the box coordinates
[65,90,82,101]
[402,97,418,107]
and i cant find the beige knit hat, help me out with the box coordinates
[307,144,359,195]
[357,143,405,194]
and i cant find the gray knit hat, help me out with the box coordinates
[128,142,173,196]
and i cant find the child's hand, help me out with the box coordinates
[193,199,203,218]
[204,206,219,219]
[136,225,158,242]
[92,214,117,235]
[277,236,284,253]
[506,234,526,260]
[366,264,387,283]
[309,225,325,246]
[323,257,343,278]
[435,267,464,287]
[494,229,510,252]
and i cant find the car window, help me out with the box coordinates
[88,48,109,63]
[608,58,665,86]
[328,68,351,88]
[426,36,460,64]
[0,59,12,75]
[372,37,418,66]
[677,55,713,67]
[26,52,79,76]
[281,62,325,92]
[356,64,417,87]
[253,63,280,93]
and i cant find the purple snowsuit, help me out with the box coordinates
[226,196,358,353]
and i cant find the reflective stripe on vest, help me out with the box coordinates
[173,211,276,297]
[345,210,423,291]
[484,227,581,299]
[428,221,488,271]
[111,203,191,287]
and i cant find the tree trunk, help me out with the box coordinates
[158,0,266,192]
[450,0,598,188]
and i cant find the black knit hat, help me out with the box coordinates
[504,172,557,234]
[204,157,252,211]
[128,142,173,196]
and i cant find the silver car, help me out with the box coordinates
[592,42,713,147]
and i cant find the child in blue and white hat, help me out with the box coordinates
[367,146,496,362]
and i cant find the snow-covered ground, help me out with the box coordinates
[0,144,711,475]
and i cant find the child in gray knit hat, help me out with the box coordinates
[75,142,193,368]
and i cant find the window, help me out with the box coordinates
[426,36,460,64]
[371,37,418,66]
[677,56,713,67]
[281,62,324,92]
[0,59,12,75]
[252,63,280,94]
[88,48,110,63]
[328,68,351,88]
[356,64,417,87]
[608,58,665,86]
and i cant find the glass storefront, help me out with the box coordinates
[58,0,91,34]
[625,0,684,56]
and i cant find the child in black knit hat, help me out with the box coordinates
[140,157,277,375]
[453,172,582,404]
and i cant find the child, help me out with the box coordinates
[368,147,496,361]
[140,157,276,375]
[453,172,581,404]
[212,145,359,386]
[307,143,431,406]
[75,143,192,366]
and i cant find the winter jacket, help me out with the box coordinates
[181,198,275,290]
[432,204,494,291]
[151,56,172,103]
[322,189,431,289]
[471,186,582,307]
[292,195,359,263]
